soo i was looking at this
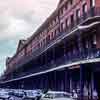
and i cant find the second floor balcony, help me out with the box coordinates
[7,47,100,81]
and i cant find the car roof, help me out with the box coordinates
[47,91,70,95]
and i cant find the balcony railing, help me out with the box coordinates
[8,7,100,74]
[10,48,100,80]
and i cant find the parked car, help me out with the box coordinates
[8,89,26,100]
[9,90,25,98]
[24,90,42,100]
[41,91,74,100]
[0,90,10,100]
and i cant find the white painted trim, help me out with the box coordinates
[78,21,100,30]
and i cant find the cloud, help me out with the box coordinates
[0,0,59,75]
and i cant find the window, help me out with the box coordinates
[63,7,66,14]
[60,8,63,15]
[53,20,55,25]
[61,23,64,32]
[48,35,51,41]
[58,27,60,33]
[70,0,73,5]
[83,3,87,13]
[55,30,57,35]
[43,39,46,46]
[40,41,42,47]
[56,28,60,35]
[70,14,74,27]
[66,19,68,28]
[61,22,66,32]
[76,9,80,18]
[56,16,58,22]
[65,2,68,10]
[67,18,70,26]
[51,32,54,39]
[26,44,32,55]
[90,0,95,7]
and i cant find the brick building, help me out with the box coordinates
[1,0,100,99]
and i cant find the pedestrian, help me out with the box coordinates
[73,90,78,100]
[93,89,98,100]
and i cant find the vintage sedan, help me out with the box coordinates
[41,91,74,100]
[0,91,10,100]
[23,90,42,100]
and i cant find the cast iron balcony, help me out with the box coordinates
[10,48,100,80]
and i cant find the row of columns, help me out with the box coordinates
[1,64,97,100]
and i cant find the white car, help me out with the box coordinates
[24,90,38,100]
[41,91,74,100]
[0,91,10,100]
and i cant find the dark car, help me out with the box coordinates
[23,90,42,100]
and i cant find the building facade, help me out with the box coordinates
[1,0,100,99]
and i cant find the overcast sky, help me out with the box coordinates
[0,0,59,75]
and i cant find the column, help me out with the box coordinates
[80,64,84,100]
[91,68,94,100]
[70,70,73,93]
[54,71,57,91]
[52,47,55,66]
[77,33,83,59]
[63,41,67,62]
[64,69,69,92]
[91,72,93,99]
[65,69,70,92]
[45,52,47,66]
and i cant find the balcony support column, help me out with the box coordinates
[45,52,47,66]
[77,33,84,58]
[88,65,94,100]
[70,70,73,93]
[52,47,56,65]
[80,64,84,100]
[54,71,57,91]
[91,69,94,100]
[63,40,67,60]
